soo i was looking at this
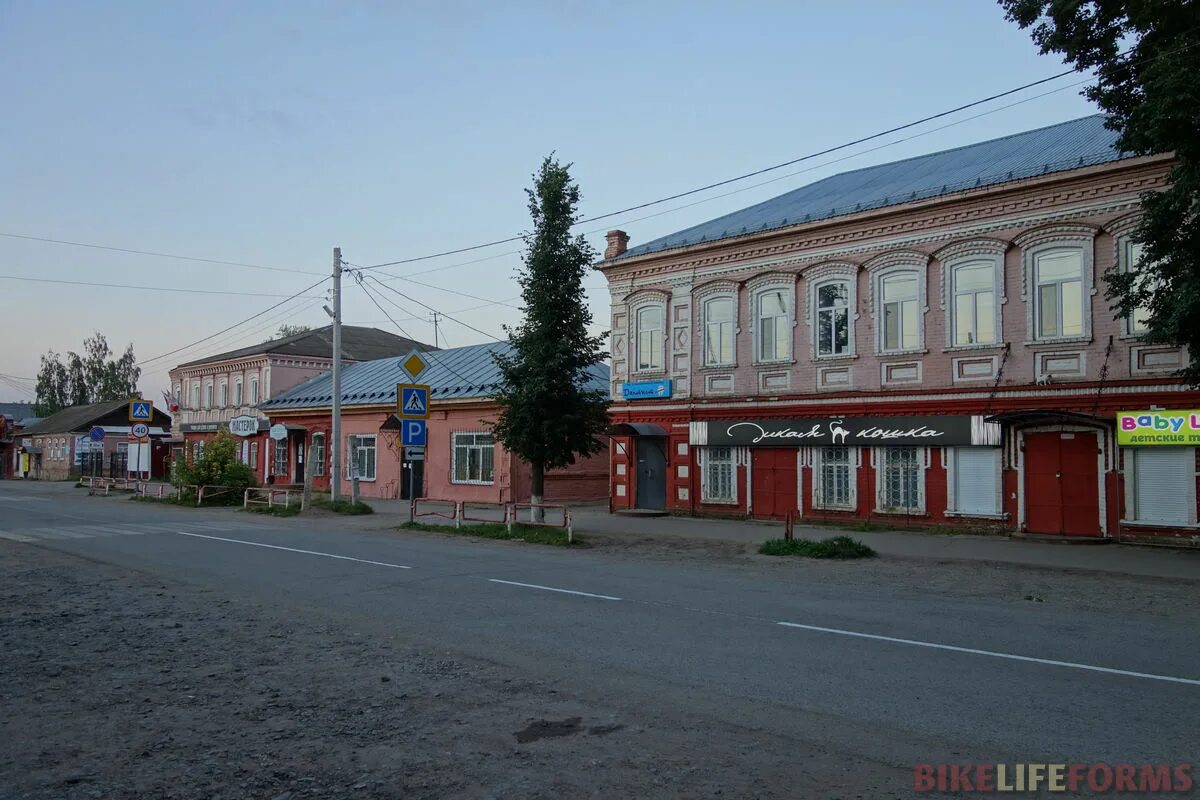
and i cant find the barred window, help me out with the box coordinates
[312,434,325,476]
[273,439,289,479]
[453,432,494,484]
[816,447,853,509]
[879,447,922,512]
[701,447,736,503]
[248,441,258,469]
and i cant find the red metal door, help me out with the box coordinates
[1058,432,1101,536]
[1024,431,1100,537]
[751,449,797,520]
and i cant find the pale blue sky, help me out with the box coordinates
[0,1,1095,401]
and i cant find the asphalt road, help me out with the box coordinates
[3,481,1198,796]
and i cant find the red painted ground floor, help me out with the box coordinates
[609,381,1200,545]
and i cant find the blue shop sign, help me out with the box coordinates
[622,379,672,401]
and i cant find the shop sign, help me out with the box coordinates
[1117,410,1200,446]
[269,424,288,441]
[229,415,259,437]
[622,379,672,401]
[180,422,222,433]
[691,415,1001,448]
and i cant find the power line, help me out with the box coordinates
[0,232,325,276]
[137,276,328,368]
[0,274,325,298]
[356,67,1083,271]
[353,277,477,385]
[158,298,325,371]
[363,274,505,342]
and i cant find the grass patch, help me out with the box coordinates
[130,494,193,507]
[312,497,374,515]
[759,535,876,559]
[400,520,576,547]
[245,503,302,517]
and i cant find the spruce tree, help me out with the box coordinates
[491,156,610,519]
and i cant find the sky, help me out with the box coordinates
[0,0,1097,404]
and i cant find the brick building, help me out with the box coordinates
[598,115,1199,544]
[168,325,432,483]
[260,342,610,503]
[16,400,172,481]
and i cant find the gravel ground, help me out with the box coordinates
[0,542,888,800]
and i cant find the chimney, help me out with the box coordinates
[604,229,629,259]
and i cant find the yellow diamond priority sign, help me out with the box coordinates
[400,350,429,381]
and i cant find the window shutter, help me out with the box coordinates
[954,447,1000,515]
[1134,448,1192,524]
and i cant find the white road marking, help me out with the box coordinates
[174,531,412,569]
[0,495,46,502]
[0,531,33,542]
[488,578,621,601]
[777,621,1200,686]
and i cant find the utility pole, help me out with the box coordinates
[330,246,343,502]
[429,311,440,348]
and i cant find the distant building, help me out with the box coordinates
[597,115,1199,545]
[260,342,610,503]
[16,400,172,480]
[168,325,433,484]
[0,402,39,479]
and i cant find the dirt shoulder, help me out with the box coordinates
[0,542,888,800]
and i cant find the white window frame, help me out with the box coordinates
[699,446,737,504]
[944,447,1003,518]
[451,431,495,485]
[1016,226,1096,344]
[701,295,736,367]
[203,382,213,409]
[812,446,857,511]
[633,304,665,373]
[1117,236,1155,337]
[347,434,377,481]
[875,267,925,354]
[190,383,201,410]
[312,433,325,476]
[813,277,854,358]
[1032,248,1085,341]
[747,275,795,365]
[218,381,228,408]
[233,379,243,407]
[873,446,926,514]
[172,384,180,403]
[249,376,259,405]
[805,264,859,361]
[248,441,258,469]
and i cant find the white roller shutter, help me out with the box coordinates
[954,447,1000,515]
[1134,448,1192,524]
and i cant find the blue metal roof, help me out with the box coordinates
[616,115,1127,260]
[260,341,610,410]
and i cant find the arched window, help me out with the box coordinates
[703,296,734,366]
[950,260,997,345]
[756,289,790,362]
[1033,248,1084,339]
[815,280,851,357]
[879,271,920,351]
[635,306,664,371]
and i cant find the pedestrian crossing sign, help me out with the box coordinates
[128,400,153,422]
[397,383,430,419]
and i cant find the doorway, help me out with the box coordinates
[1024,430,1102,536]
[635,437,667,510]
[751,448,797,520]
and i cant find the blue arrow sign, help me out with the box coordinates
[401,419,427,447]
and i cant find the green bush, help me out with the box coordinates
[759,536,876,559]
[172,430,256,505]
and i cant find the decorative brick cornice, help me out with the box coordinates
[932,237,1009,262]
[863,249,930,273]
[1103,210,1142,238]
[1012,222,1098,249]
[692,278,740,300]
